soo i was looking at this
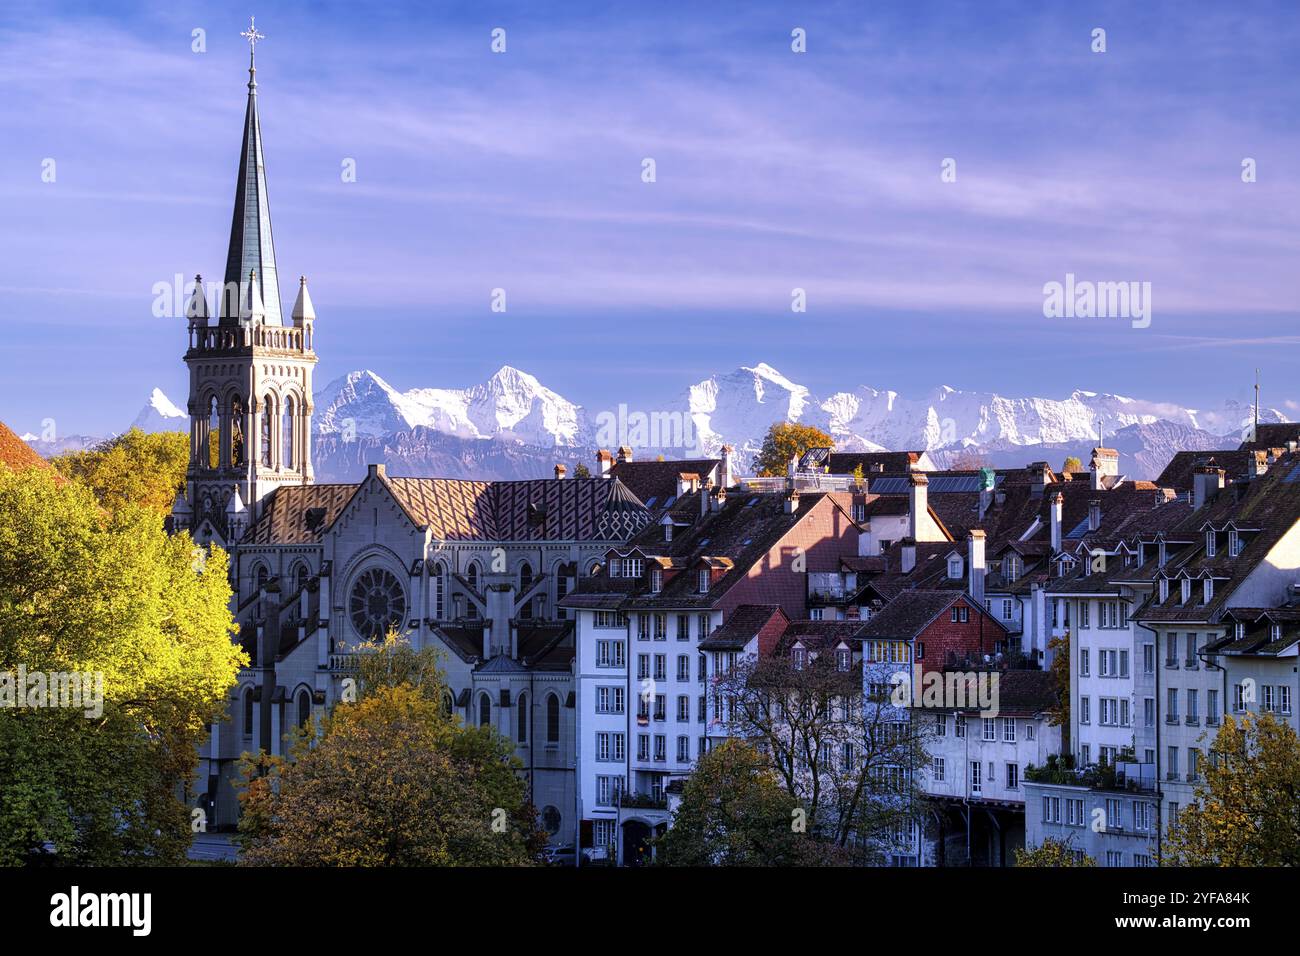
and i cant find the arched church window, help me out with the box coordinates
[466,561,479,591]
[479,693,492,727]
[230,396,246,466]
[433,562,446,619]
[348,567,407,640]
[517,691,528,743]
[296,689,311,729]
[519,561,533,594]
[546,693,560,743]
[294,563,309,595]
[442,691,454,717]
[260,395,274,467]
[242,688,254,739]
[282,395,295,470]
[255,563,269,592]
[207,397,220,468]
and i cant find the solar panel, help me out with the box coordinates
[1284,464,1300,483]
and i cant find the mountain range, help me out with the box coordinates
[24,364,1286,482]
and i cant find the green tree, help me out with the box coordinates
[237,635,543,866]
[1046,633,1070,751]
[1165,713,1300,865]
[656,739,849,866]
[573,463,591,479]
[753,422,834,478]
[1015,836,1095,867]
[52,428,188,516]
[0,464,243,865]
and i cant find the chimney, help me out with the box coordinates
[1091,447,1119,491]
[1193,466,1225,510]
[700,486,710,517]
[900,537,917,573]
[720,444,735,488]
[617,446,634,464]
[1088,499,1101,532]
[908,473,929,541]
[596,449,614,477]
[554,463,567,480]
[1050,492,1063,552]
[367,462,386,481]
[710,487,727,513]
[1028,462,1051,493]
[784,490,800,514]
[968,530,986,606]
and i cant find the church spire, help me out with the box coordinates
[219,18,283,326]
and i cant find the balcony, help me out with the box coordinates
[619,792,668,811]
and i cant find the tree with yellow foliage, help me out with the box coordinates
[753,422,834,478]
[1015,836,1095,867]
[236,635,544,866]
[52,428,188,516]
[0,464,243,865]
[1164,713,1300,866]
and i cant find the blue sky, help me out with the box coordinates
[1,0,1298,436]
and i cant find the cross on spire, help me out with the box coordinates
[240,16,265,52]
[240,17,265,87]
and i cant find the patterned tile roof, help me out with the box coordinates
[0,420,58,476]
[246,475,649,544]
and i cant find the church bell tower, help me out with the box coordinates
[174,19,317,546]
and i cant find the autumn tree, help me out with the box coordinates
[753,422,834,477]
[237,634,544,866]
[0,464,243,865]
[1015,836,1095,867]
[1046,633,1070,751]
[1164,713,1300,866]
[1062,456,1083,473]
[714,649,932,860]
[656,739,849,866]
[52,428,188,516]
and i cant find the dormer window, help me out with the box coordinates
[1180,578,1191,604]
[1228,530,1242,557]
[1159,578,1169,602]
[1235,622,1245,640]
[664,523,673,542]
[650,568,663,593]
[836,647,851,671]
[1203,578,1213,603]
[793,646,807,670]
[1006,556,1021,582]
[697,569,710,594]
[948,555,963,579]
[1205,531,1216,558]
[1271,623,1282,641]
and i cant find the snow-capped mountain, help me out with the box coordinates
[315,367,590,447]
[131,388,188,433]
[88,366,1290,481]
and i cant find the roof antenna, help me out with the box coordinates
[1254,368,1260,442]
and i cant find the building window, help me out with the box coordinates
[650,568,663,593]
[546,694,561,742]
[1228,530,1241,556]
[677,613,690,640]
[282,394,295,469]
[932,757,945,781]
[697,568,710,593]
[517,692,528,742]
[1002,718,1016,742]
[478,693,491,727]
[677,736,690,762]
[1005,763,1019,790]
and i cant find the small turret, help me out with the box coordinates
[185,274,209,326]
[291,275,315,326]
[239,269,266,325]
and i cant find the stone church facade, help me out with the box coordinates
[170,44,650,844]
